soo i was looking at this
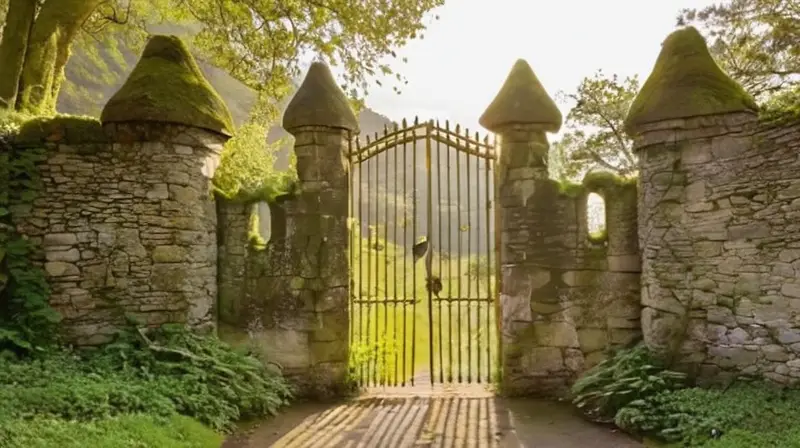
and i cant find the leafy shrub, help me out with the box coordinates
[0,325,292,432]
[570,343,687,423]
[0,413,222,448]
[616,382,800,446]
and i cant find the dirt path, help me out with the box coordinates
[224,387,641,447]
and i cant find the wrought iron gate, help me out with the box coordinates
[348,118,499,387]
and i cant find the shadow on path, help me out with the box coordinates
[224,384,640,447]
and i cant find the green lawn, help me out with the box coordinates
[349,232,499,387]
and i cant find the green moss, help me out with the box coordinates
[282,62,358,132]
[101,35,234,136]
[479,59,562,133]
[587,228,608,245]
[624,27,758,134]
[582,171,637,194]
[15,114,104,144]
[557,179,584,198]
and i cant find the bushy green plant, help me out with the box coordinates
[0,113,61,356]
[87,325,294,430]
[617,382,800,446]
[571,343,687,423]
[0,325,292,432]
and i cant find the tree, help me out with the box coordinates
[678,0,799,101]
[0,0,443,116]
[550,71,639,181]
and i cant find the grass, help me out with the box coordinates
[0,414,223,448]
[349,230,499,386]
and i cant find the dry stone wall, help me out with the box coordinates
[11,122,224,345]
[480,61,641,397]
[636,114,800,383]
[215,62,356,399]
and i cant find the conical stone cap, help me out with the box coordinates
[624,27,757,134]
[101,35,234,136]
[479,59,562,133]
[282,62,359,133]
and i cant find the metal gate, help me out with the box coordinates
[348,118,499,387]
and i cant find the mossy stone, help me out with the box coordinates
[624,27,758,134]
[282,62,358,133]
[101,35,234,136]
[479,59,562,133]
[16,114,105,144]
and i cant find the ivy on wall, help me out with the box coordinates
[0,113,60,356]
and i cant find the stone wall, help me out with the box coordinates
[495,169,641,396]
[215,62,356,398]
[11,121,224,345]
[479,61,641,397]
[627,26,800,385]
[636,114,800,383]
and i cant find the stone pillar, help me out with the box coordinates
[624,27,759,371]
[216,198,251,325]
[279,62,357,397]
[99,34,234,337]
[481,59,584,396]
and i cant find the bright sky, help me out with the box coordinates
[352,0,718,139]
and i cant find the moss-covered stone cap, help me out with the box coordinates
[479,59,562,133]
[624,27,758,135]
[282,62,358,133]
[101,35,234,136]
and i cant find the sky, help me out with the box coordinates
[345,0,718,139]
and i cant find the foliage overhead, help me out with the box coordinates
[0,0,444,118]
[550,71,639,181]
[678,0,800,101]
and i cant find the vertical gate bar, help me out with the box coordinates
[401,119,409,386]
[465,129,473,384]
[484,136,492,384]
[365,141,373,387]
[383,127,390,386]
[493,134,503,380]
[393,124,400,386]
[357,140,365,386]
[474,132,482,384]
[372,131,381,387]
[435,122,444,385]
[455,125,463,383]
[410,117,418,387]
[425,121,435,387]
[445,121,454,383]
[348,136,355,382]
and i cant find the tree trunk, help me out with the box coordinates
[17,0,102,114]
[0,0,36,110]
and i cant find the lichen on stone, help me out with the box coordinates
[479,59,562,133]
[624,27,758,135]
[101,35,234,136]
[282,62,358,133]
